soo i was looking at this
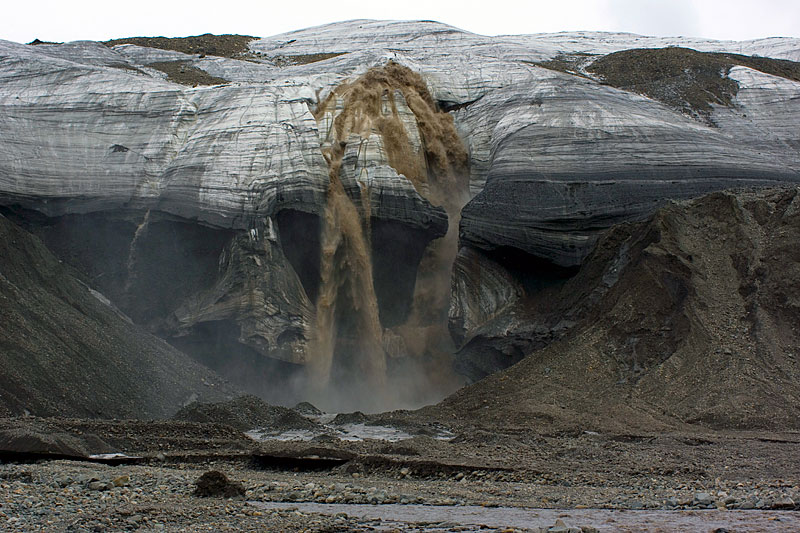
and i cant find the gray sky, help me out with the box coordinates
[2,0,799,44]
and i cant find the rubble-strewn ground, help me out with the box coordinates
[449,188,800,432]
[102,35,257,60]
[1,416,799,531]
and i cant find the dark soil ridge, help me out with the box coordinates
[0,214,236,418]
[27,39,61,45]
[430,187,800,433]
[147,60,229,86]
[173,395,321,432]
[0,417,253,457]
[585,47,800,123]
[103,34,262,86]
[104,34,346,68]
[272,52,347,66]
[104,34,257,60]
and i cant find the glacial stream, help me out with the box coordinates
[245,411,454,442]
[249,501,800,532]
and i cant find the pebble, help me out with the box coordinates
[87,480,109,491]
[693,492,714,506]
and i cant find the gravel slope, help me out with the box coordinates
[0,214,236,418]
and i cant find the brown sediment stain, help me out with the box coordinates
[309,61,469,402]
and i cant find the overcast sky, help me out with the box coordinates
[3,0,799,44]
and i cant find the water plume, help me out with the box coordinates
[307,174,387,394]
[308,61,470,409]
[124,209,151,295]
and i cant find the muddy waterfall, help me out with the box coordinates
[307,63,469,409]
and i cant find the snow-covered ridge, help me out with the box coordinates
[504,31,800,62]
[251,20,800,62]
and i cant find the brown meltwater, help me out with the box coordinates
[307,62,469,408]
[307,173,386,394]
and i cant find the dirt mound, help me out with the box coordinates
[147,61,228,86]
[174,395,321,432]
[194,470,246,498]
[104,34,257,59]
[0,427,103,457]
[586,47,800,123]
[331,411,369,425]
[432,187,800,432]
[0,215,236,418]
[292,402,323,416]
[0,417,253,455]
